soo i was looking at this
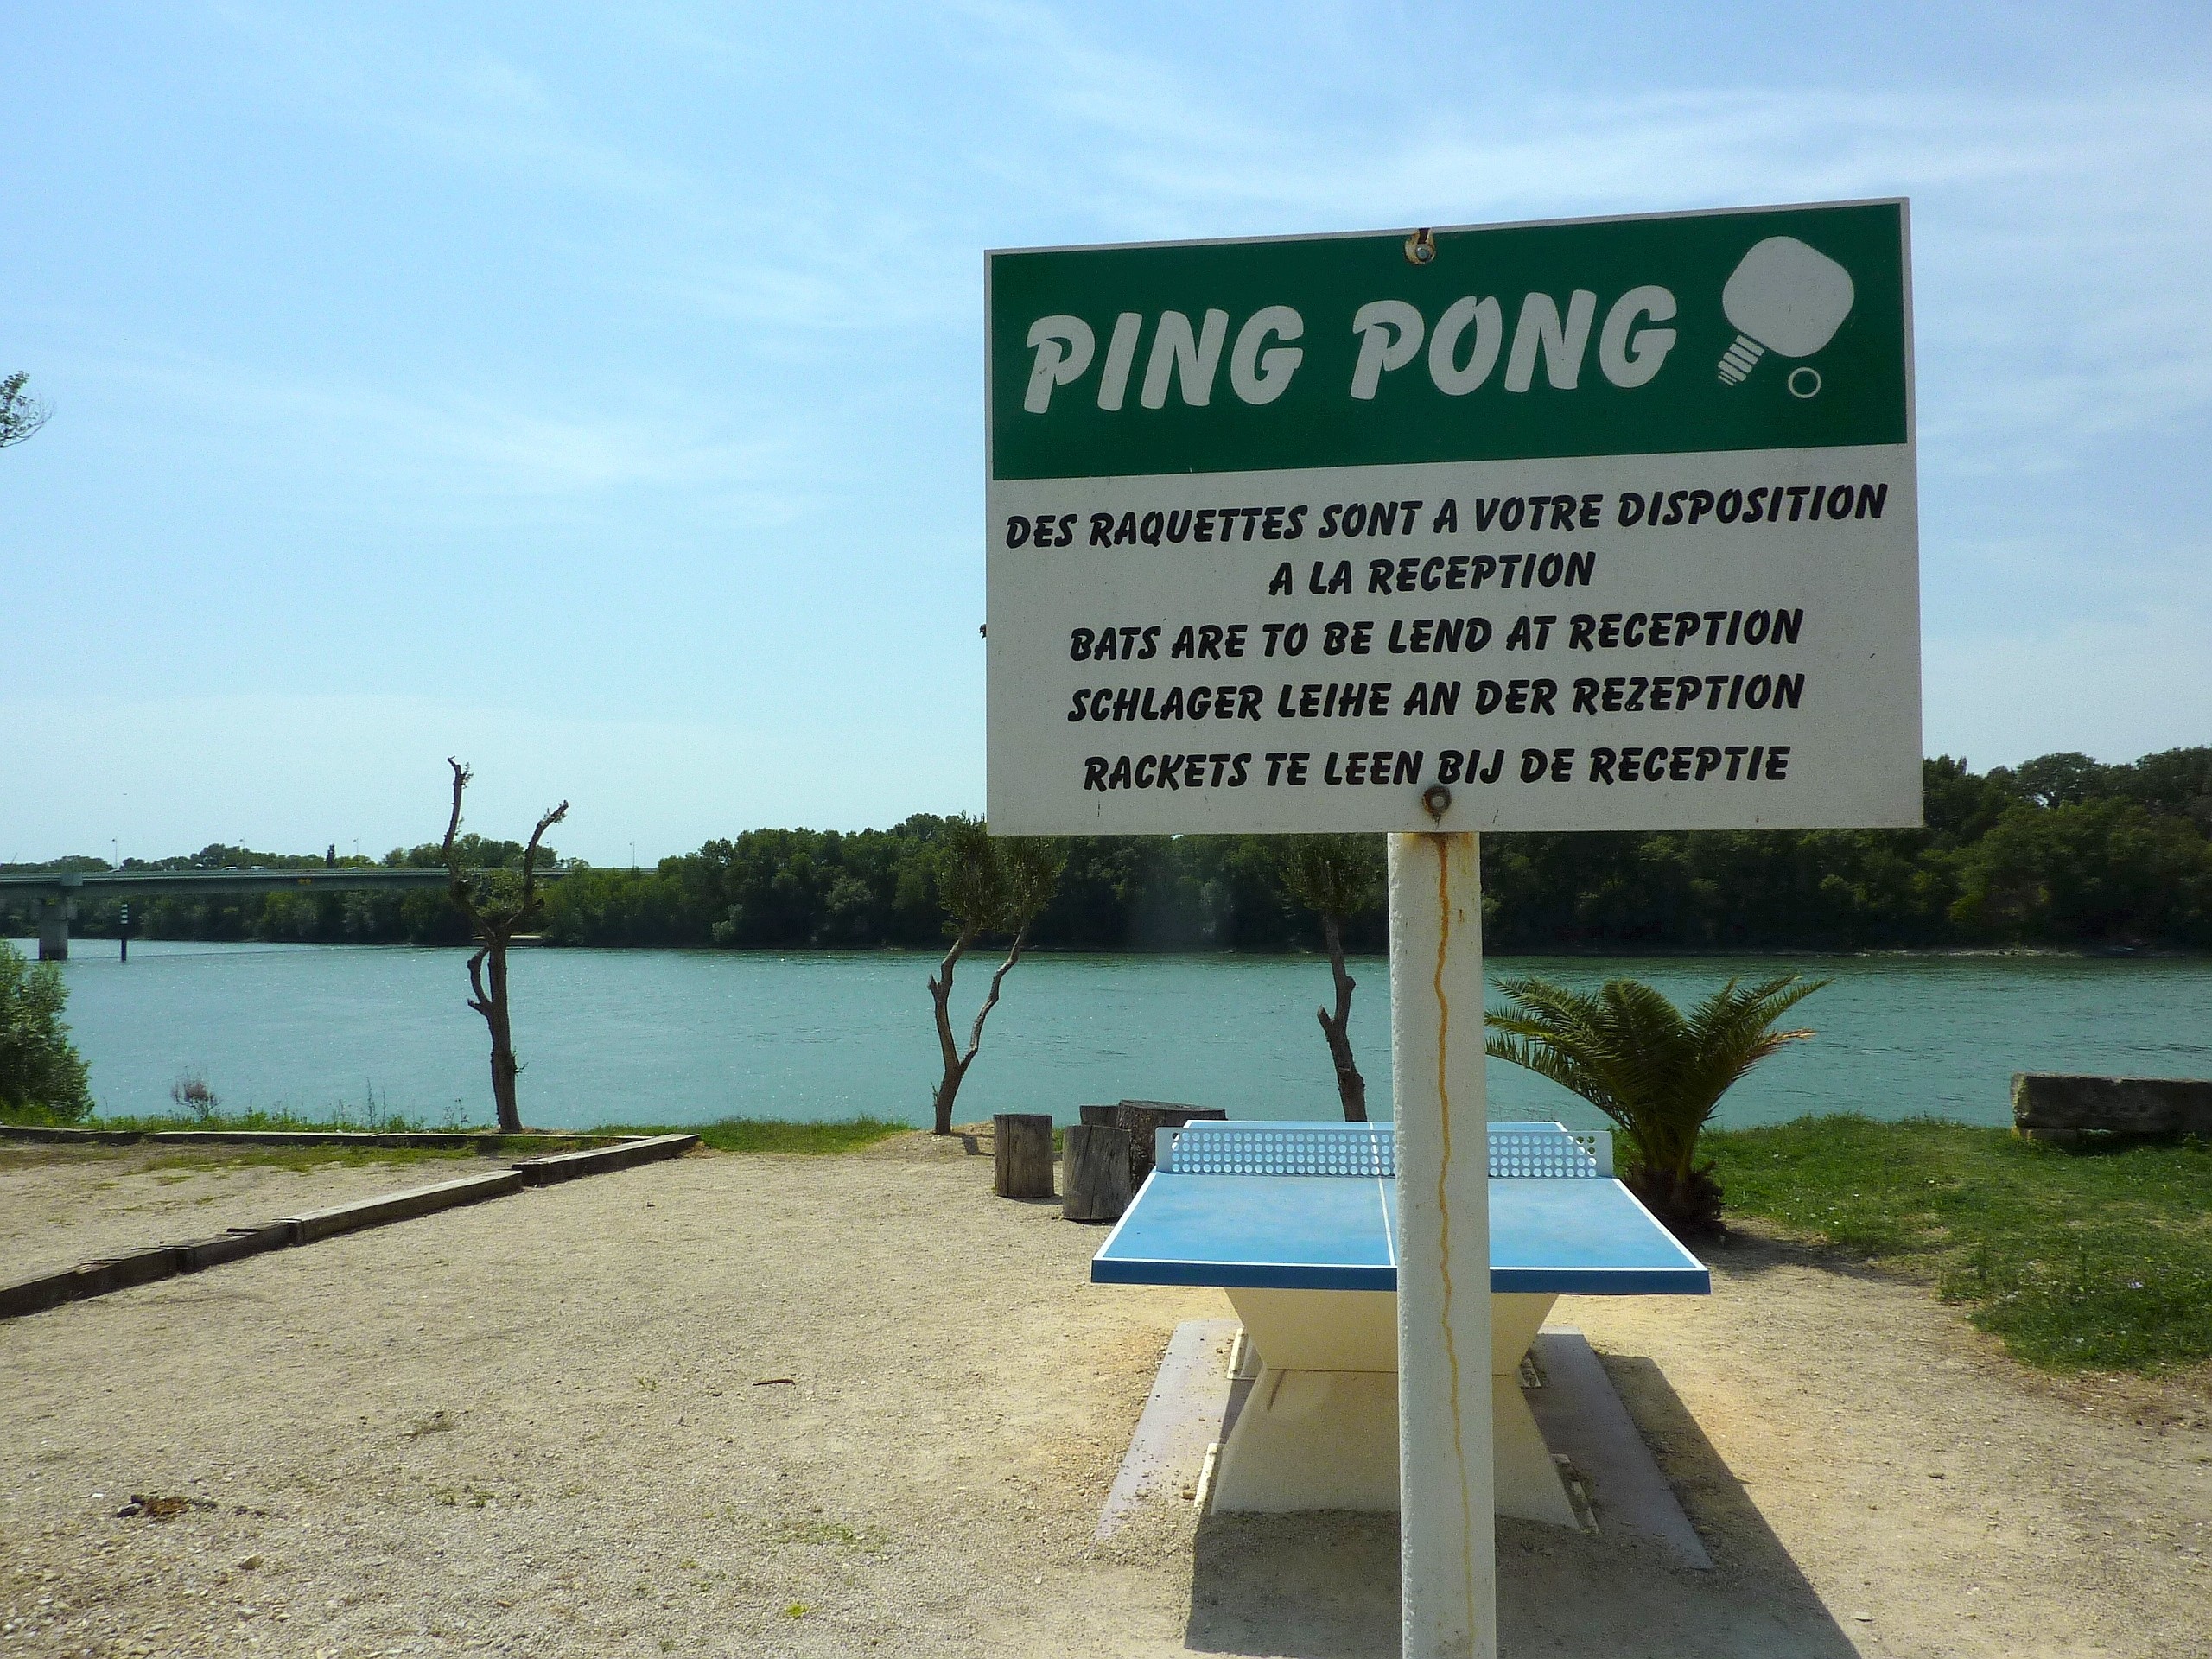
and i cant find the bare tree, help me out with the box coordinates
[0,372,52,448]
[926,818,1063,1135]
[1278,835,1385,1120]
[441,760,568,1134]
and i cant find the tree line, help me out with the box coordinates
[8,747,2210,954]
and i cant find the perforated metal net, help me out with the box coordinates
[1160,1121,1607,1179]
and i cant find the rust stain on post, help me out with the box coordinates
[1428,833,1478,1611]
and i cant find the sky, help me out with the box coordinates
[3,2,2209,866]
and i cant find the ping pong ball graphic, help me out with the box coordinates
[1716,236,1855,392]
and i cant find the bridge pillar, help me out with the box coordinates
[35,896,72,962]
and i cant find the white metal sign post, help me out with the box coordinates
[1389,829,1493,1656]
[984,201,1918,1657]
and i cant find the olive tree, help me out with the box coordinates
[441,760,568,1134]
[0,372,51,448]
[1277,834,1385,1120]
[926,818,1063,1135]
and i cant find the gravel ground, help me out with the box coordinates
[0,1145,497,1276]
[1,1134,2206,1657]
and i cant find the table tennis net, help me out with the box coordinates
[1155,1122,1611,1178]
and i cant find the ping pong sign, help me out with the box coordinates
[985,200,1920,835]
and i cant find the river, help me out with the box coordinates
[15,939,2208,1134]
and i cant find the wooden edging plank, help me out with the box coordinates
[0,1247,182,1319]
[0,1126,623,1151]
[283,1169,525,1243]
[0,1130,702,1320]
[512,1133,699,1185]
[175,1229,281,1272]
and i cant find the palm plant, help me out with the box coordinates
[1485,973,1827,1234]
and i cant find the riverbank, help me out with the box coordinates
[19,929,2212,957]
[19,940,2212,1128]
[15,1113,2203,1380]
[1,1131,2205,1656]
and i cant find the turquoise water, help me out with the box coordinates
[16,939,2211,1133]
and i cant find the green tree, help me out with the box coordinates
[1485,974,1826,1235]
[925,820,1064,1135]
[1950,798,2212,945]
[1276,834,1385,1120]
[2001,751,2116,810]
[2122,746,2212,830]
[0,372,51,448]
[0,945,93,1123]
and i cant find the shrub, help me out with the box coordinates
[0,944,94,1123]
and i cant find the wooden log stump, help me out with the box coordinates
[993,1113,1056,1199]
[1062,1125,1134,1223]
[1117,1100,1229,1181]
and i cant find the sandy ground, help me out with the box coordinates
[0,1135,2207,1658]
[0,1145,499,1277]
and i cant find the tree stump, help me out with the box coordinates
[993,1113,1055,1199]
[1117,1101,1228,1181]
[1062,1125,1134,1223]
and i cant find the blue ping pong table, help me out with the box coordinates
[1091,1120,1707,1522]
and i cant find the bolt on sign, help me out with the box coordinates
[985,199,1920,835]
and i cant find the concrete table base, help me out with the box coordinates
[1208,1287,1578,1527]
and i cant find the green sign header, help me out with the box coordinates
[988,200,1909,482]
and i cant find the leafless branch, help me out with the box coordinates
[961,920,1031,1070]
[465,946,493,1018]
[928,925,977,1092]
[442,758,474,918]
[518,800,569,915]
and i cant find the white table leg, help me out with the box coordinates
[1205,1287,1578,1525]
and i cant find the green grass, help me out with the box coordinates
[1704,1116,2212,1375]
[594,1116,912,1154]
[136,1145,486,1173]
[22,1105,445,1135]
[4,1104,916,1156]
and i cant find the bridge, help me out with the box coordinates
[0,868,563,960]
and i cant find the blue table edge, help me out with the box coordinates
[1090,1259,1709,1294]
[1090,1159,1712,1296]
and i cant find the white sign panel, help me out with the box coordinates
[986,201,1919,835]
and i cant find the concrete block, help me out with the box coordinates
[2012,1073,2212,1141]
[1097,1319,1243,1540]
[1525,1328,1712,1569]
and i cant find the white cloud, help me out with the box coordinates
[215,6,692,201]
[60,340,810,515]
